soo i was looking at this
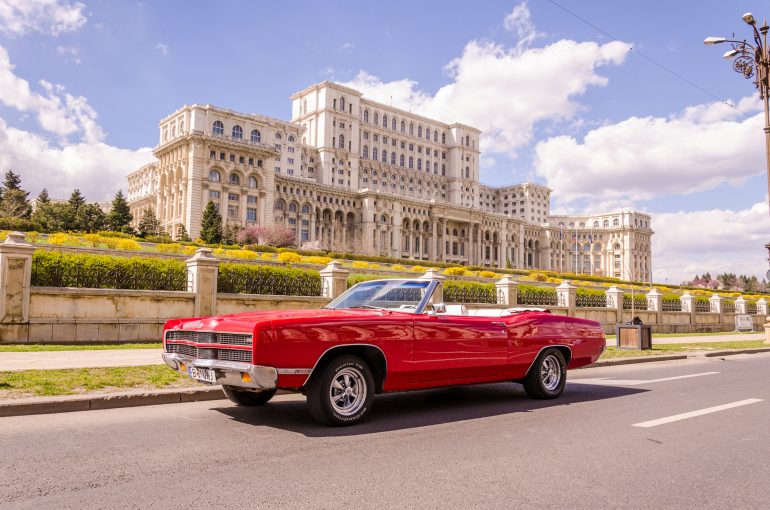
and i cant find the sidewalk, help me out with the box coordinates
[606,332,764,346]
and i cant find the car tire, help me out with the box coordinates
[306,355,375,426]
[523,349,567,400]
[222,386,277,406]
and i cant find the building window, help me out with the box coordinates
[372,147,378,160]
[209,150,215,159]
[247,195,257,204]
[209,170,220,182]
[232,125,243,139]
[229,154,235,162]
[418,125,423,138]
[227,205,239,219]
[363,110,369,123]
[228,193,239,201]
[247,208,257,222]
[212,120,224,136]
[229,174,240,185]
[251,129,261,142]
[248,176,257,188]
[400,154,405,167]
[209,190,220,199]
[339,134,345,149]
[417,159,422,171]
[441,133,446,144]
[339,97,345,111]
[391,152,396,165]
[382,115,388,128]
[362,145,369,159]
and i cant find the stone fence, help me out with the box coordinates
[0,233,764,342]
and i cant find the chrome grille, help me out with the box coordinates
[165,343,252,363]
[165,330,252,346]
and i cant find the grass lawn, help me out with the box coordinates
[599,340,767,359]
[0,365,197,398]
[0,343,162,352]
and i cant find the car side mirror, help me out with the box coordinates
[428,303,446,316]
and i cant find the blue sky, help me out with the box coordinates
[0,0,767,283]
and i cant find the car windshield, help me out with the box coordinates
[325,280,433,313]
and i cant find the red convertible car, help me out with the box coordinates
[162,278,605,425]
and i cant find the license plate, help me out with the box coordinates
[189,366,216,383]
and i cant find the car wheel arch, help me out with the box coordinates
[524,345,572,378]
[304,345,387,393]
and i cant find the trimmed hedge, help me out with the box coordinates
[217,263,321,296]
[31,250,187,291]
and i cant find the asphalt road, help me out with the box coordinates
[2,354,769,509]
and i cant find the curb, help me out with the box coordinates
[587,347,770,368]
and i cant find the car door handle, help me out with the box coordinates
[491,321,506,327]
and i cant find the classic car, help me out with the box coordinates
[162,278,605,425]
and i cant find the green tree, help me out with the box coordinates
[138,208,160,238]
[200,201,222,243]
[176,224,191,242]
[0,170,32,219]
[76,203,106,232]
[106,190,133,232]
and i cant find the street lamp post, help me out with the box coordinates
[705,13,770,342]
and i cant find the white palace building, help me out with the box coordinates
[127,81,653,281]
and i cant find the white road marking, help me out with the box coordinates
[570,371,719,386]
[633,399,763,428]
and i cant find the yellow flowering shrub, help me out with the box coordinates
[301,256,332,265]
[48,233,74,245]
[277,252,302,263]
[351,261,370,269]
[115,239,141,251]
[157,243,184,254]
[391,264,406,271]
[444,267,467,276]
[478,271,498,279]
[83,234,101,247]
[25,231,39,244]
[260,253,275,260]
[411,265,427,273]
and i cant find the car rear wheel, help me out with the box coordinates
[523,349,566,399]
[222,386,276,406]
[306,355,375,426]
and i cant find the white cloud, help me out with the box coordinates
[55,45,81,65]
[534,96,765,203]
[338,42,355,52]
[0,45,102,142]
[0,0,86,36]
[651,202,769,283]
[155,43,168,57]
[503,2,542,48]
[343,38,630,159]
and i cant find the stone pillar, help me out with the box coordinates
[186,248,219,317]
[320,260,350,300]
[420,268,446,304]
[756,298,768,315]
[734,296,747,314]
[495,276,519,307]
[679,292,695,329]
[0,232,35,323]
[709,293,724,330]
[556,280,576,316]
[605,286,623,323]
[646,288,662,326]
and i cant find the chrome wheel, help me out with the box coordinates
[329,367,367,417]
[540,354,562,391]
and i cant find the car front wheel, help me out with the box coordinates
[222,386,276,406]
[306,355,375,426]
[523,349,566,399]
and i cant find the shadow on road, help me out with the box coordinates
[213,381,647,437]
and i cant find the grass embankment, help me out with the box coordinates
[604,331,761,341]
[599,340,767,359]
[0,365,196,398]
[0,343,162,352]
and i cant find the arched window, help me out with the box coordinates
[251,129,261,143]
[465,135,470,146]
[465,166,470,179]
[373,112,379,125]
[248,176,257,188]
[418,125,423,138]
[209,170,220,182]
[434,131,438,142]
[363,110,369,123]
[382,115,388,128]
[441,133,446,144]
[301,204,310,214]
[613,243,621,250]
[391,117,396,130]
[417,158,422,171]
[603,219,609,228]
[212,121,224,136]
[425,128,430,140]
[229,173,240,185]
[433,162,438,174]
[288,135,295,142]
[391,152,396,165]
[362,145,369,159]
[408,157,414,169]
[232,125,242,139]
[593,221,599,228]
[288,202,298,212]
[275,132,282,139]
[274,200,285,211]
[372,147,378,160]
[382,150,387,163]
[339,97,345,111]
[399,154,405,167]
[594,244,602,251]
[339,134,345,149]
[400,120,406,133]
[409,123,414,136]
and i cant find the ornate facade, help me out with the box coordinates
[127,81,653,281]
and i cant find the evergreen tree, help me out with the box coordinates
[200,201,222,244]
[0,170,32,219]
[138,208,160,238]
[106,190,133,232]
[176,224,191,242]
[76,203,106,232]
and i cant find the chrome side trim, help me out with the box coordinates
[522,345,574,377]
[302,343,388,387]
[276,368,312,375]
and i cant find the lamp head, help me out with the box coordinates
[704,36,726,45]
[742,12,755,25]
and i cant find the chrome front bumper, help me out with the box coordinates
[162,352,277,390]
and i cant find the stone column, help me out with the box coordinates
[605,286,623,323]
[646,288,662,326]
[320,260,350,300]
[420,268,446,304]
[734,296,747,315]
[186,248,219,317]
[709,293,724,330]
[556,280,576,316]
[756,298,768,315]
[0,232,35,324]
[679,292,696,329]
[495,276,519,307]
